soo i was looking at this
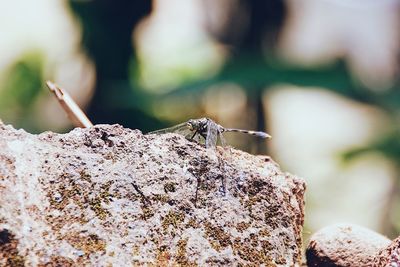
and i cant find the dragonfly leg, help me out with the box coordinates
[218,131,226,147]
[190,130,198,140]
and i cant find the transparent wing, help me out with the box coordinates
[205,121,218,149]
[148,122,193,138]
[218,130,227,147]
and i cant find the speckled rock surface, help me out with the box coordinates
[0,122,305,266]
[306,223,391,267]
[373,236,400,267]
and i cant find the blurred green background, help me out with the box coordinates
[0,0,399,239]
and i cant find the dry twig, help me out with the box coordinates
[46,81,93,128]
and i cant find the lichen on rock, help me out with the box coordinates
[0,122,305,266]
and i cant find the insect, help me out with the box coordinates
[149,117,271,149]
[149,118,271,204]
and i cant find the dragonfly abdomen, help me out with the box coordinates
[223,128,271,139]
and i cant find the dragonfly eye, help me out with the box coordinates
[187,121,194,131]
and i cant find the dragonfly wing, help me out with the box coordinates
[218,130,227,147]
[148,122,188,135]
[148,122,198,141]
[205,121,218,149]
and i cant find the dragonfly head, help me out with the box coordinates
[187,118,205,131]
[187,119,197,131]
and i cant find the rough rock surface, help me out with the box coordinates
[373,236,400,266]
[0,122,305,266]
[306,223,391,267]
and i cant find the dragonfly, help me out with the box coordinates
[149,117,271,149]
[149,118,271,203]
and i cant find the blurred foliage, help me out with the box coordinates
[343,130,400,163]
[67,1,400,129]
[0,52,45,132]
[68,0,160,131]
[343,128,400,236]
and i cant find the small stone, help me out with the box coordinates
[306,223,391,266]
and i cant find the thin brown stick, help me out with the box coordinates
[46,81,93,128]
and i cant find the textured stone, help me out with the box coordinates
[306,223,391,267]
[0,122,305,266]
[373,236,400,267]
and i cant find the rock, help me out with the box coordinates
[373,236,400,266]
[0,122,305,266]
[306,223,391,266]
